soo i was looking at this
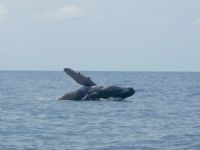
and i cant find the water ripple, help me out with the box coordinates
[0,71,200,149]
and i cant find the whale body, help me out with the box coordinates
[59,68,135,100]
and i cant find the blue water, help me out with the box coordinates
[0,71,200,150]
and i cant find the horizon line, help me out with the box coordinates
[0,69,200,73]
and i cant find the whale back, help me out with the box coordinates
[100,86,135,99]
[58,87,88,100]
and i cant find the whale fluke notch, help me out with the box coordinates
[64,68,96,87]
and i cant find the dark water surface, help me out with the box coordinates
[0,71,200,150]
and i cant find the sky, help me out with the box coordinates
[0,0,200,71]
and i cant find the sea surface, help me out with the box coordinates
[0,71,200,150]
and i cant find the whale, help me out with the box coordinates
[58,68,135,100]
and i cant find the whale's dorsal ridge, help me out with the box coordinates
[64,68,96,87]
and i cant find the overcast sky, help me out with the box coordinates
[0,0,200,71]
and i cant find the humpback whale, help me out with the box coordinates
[58,68,135,100]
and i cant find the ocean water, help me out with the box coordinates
[0,71,200,150]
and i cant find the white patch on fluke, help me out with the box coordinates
[32,5,82,22]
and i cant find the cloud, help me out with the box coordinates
[127,16,176,24]
[32,5,82,22]
[193,18,200,25]
[0,48,5,53]
[0,5,8,16]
